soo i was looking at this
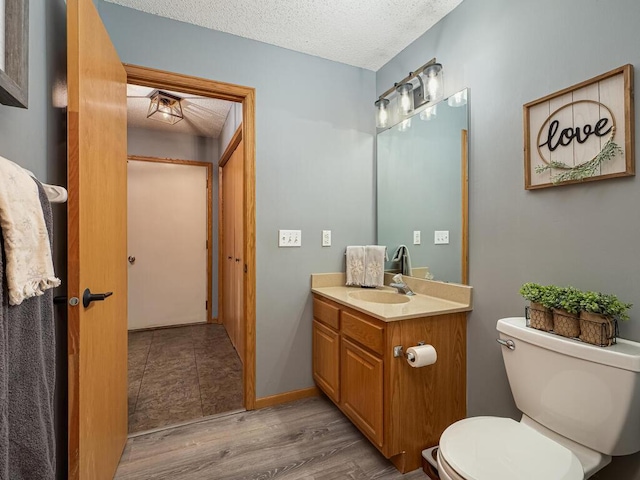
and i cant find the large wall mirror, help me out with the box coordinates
[377,88,469,284]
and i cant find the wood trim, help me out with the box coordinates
[126,65,257,411]
[127,155,213,323]
[217,165,224,328]
[242,90,257,410]
[624,65,635,176]
[128,155,212,168]
[219,125,243,168]
[124,64,253,103]
[254,386,320,409]
[461,129,469,285]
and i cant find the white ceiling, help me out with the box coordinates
[127,84,234,138]
[105,0,463,71]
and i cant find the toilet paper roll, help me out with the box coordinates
[406,344,437,368]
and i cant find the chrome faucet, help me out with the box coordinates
[390,282,415,296]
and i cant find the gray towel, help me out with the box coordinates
[0,179,56,480]
[391,245,413,277]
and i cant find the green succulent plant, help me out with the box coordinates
[519,283,561,309]
[557,286,583,315]
[580,291,632,321]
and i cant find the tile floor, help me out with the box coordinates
[128,323,243,433]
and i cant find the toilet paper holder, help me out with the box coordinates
[393,342,425,360]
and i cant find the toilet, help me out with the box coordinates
[433,316,640,480]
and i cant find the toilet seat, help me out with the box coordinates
[439,417,584,480]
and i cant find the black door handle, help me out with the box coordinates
[83,288,113,308]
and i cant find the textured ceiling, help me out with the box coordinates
[127,84,233,138]
[104,0,463,71]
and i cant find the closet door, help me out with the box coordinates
[232,143,245,363]
[221,140,244,362]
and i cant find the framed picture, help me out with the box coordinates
[524,65,634,189]
[0,0,28,108]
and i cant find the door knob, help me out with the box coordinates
[83,288,113,308]
[128,256,136,264]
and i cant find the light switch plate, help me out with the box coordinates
[434,230,449,245]
[279,230,302,247]
[322,230,331,247]
[413,230,421,245]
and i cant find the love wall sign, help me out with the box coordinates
[524,65,635,189]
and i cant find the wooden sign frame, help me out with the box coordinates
[0,0,28,108]
[524,65,634,189]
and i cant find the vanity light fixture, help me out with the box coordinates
[374,58,443,129]
[147,90,184,125]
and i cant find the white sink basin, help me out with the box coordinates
[348,290,411,304]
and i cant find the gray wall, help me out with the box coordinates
[97,1,376,398]
[128,126,218,162]
[218,102,243,158]
[127,126,220,317]
[0,1,68,478]
[377,0,640,477]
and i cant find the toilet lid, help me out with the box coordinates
[439,417,584,480]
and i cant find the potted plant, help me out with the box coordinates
[519,283,558,331]
[579,292,632,346]
[553,287,582,338]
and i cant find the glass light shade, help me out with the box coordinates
[419,104,438,121]
[395,83,414,117]
[397,117,412,132]
[447,89,467,107]
[375,98,390,129]
[147,91,184,125]
[424,63,443,102]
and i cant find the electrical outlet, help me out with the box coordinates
[322,230,331,247]
[278,230,302,247]
[434,230,449,245]
[413,230,421,245]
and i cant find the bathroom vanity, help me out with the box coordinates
[311,273,472,473]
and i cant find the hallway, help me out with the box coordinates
[128,324,243,433]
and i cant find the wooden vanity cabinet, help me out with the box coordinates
[312,294,467,473]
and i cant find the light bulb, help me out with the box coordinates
[398,118,412,132]
[375,98,390,129]
[395,83,414,117]
[447,90,467,107]
[420,104,437,121]
[423,63,443,101]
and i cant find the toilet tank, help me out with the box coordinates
[497,317,640,456]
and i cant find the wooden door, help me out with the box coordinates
[67,0,128,478]
[232,143,245,363]
[127,160,208,329]
[221,141,244,362]
[341,338,384,448]
[312,320,340,402]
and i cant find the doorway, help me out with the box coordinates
[124,65,257,433]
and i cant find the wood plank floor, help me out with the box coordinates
[116,396,427,479]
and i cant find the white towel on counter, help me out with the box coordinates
[364,245,386,287]
[346,246,366,286]
[0,157,61,305]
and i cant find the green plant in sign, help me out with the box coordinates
[535,139,623,184]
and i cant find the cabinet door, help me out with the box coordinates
[341,337,384,447]
[313,320,340,403]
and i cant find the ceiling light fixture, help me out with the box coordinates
[374,58,444,129]
[147,90,184,125]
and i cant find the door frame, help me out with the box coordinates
[124,64,257,409]
[127,155,214,324]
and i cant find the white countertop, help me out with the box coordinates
[311,283,472,322]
